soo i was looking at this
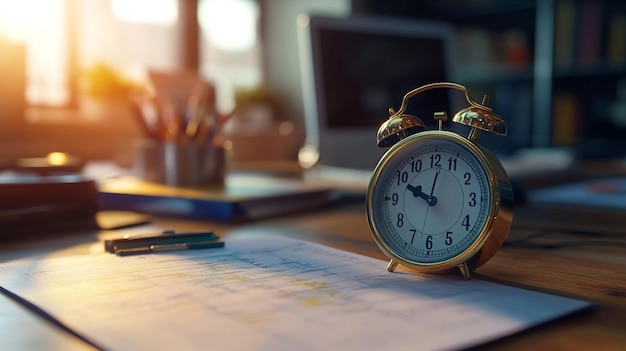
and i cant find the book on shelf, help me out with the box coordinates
[607,14,626,66]
[576,0,603,67]
[554,0,577,68]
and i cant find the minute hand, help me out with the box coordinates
[430,166,441,196]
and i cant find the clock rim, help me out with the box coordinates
[366,130,513,273]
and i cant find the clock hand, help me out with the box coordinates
[406,184,437,206]
[430,166,441,196]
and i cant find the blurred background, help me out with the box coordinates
[0,0,625,169]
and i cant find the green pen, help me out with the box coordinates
[104,230,224,256]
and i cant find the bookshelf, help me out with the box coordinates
[352,0,626,157]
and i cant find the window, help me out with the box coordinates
[198,0,262,112]
[0,0,262,112]
[0,0,69,106]
[78,0,181,82]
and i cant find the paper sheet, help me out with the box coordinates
[0,235,591,351]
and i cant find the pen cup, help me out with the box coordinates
[132,139,225,187]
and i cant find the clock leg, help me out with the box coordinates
[387,260,398,272]
[457,262,471,280]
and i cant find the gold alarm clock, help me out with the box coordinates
[366,82,514,279]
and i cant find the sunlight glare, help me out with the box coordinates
[198,0,258,51]
[47,152,69,166]
[0,0,54,41]
[110,0,178,26]
[0,0,68,105]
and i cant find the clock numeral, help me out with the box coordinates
[396,170,409,186]
[445,231,453,246]
[396,213,404,227]
[422,232,452,250]
[463,172,471,185]
[447,157,457,171]
[410,159,422,173]
[410,229,417,244]
[429,154,441,168]
[462,215,471,231]
[468,192,477,207]
[391,193,399,206]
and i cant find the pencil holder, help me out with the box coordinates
[133,139,225,187]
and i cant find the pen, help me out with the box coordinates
[104,230,224,256]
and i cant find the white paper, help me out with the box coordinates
[0,235,591,351]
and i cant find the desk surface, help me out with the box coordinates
[1,201,626,350]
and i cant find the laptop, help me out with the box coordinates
[297,14,456,192]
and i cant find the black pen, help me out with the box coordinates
[104,230,224,256]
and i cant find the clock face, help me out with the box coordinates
[368,132,494,266]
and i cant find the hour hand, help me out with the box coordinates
[406,184,437,206]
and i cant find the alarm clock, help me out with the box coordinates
[366,82,514,280]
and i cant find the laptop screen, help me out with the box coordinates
[298,14,455,171]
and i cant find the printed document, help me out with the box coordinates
[0,235,591,350]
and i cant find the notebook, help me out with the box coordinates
[97,174,337,222]
[297,14,456,191]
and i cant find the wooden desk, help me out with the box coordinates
[1,201,625,350]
